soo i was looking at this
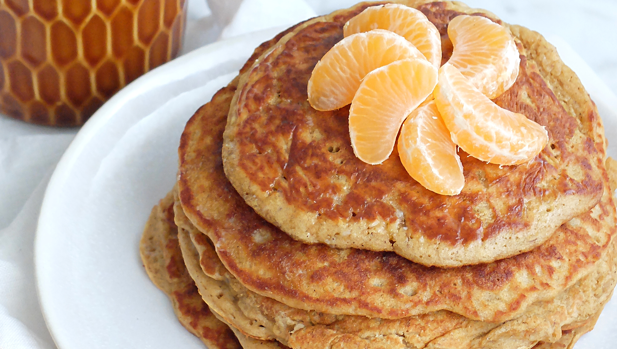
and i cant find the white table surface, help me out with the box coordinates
[0,1,615,348]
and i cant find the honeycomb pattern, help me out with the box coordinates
[0,0,187,126]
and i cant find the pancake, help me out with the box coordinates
[140,190,288,349]
[139,191,241,349]
[531,308,601,349]
[231,327,288,349]
[175,201,617,349]
[221,0,606,267]
[177,23,617,325]
[608,157,617,193]
[140,190,608,349]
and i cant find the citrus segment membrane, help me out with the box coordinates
[447,15,520,99]
[350,58,438,165]
[344,4,442,68]
[308,29,425,111]
[434,63,548,165]
[398,100,464,195]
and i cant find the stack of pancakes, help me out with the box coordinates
[140,1,617,348]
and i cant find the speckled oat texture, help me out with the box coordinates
[221,0,608,267]
[173,196,616,349]
[140,188,615,349]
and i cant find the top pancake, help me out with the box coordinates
[178,84,616,322]
[177,1,617,322]
[222,0,606,266]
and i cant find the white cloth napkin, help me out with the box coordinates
[0,172,56,349]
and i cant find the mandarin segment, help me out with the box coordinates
[447,15,520,99]
[434,63,548,165]
[308,29,425,111]
[344,4,441,68]
[350,58,438,165]
[398,101,464,195]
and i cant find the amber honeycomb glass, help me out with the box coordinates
[0,0,187,126]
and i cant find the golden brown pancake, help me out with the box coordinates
[177,13,616,324]
[222,0,607,267]
[140,190,289,349]
[533,311,602,349]
[231,327,288,349]
[174,198,616,349]
[531,309,602,349]
[140,190,608,349]
[139,191,241,349]
[607,157,617,193]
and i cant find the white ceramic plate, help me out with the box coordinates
[35,30,617,349]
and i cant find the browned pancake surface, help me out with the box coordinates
[174,197,617,349]
[177,8,616,323]
[222,0,606,267]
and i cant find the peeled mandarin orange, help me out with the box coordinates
[447,15,520,99]
[308,29,425,111]
[344,4,442,68]
[350,58,438,165]
[398,101,465,195]
[398,100,464,195]
[434,63,548,165]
